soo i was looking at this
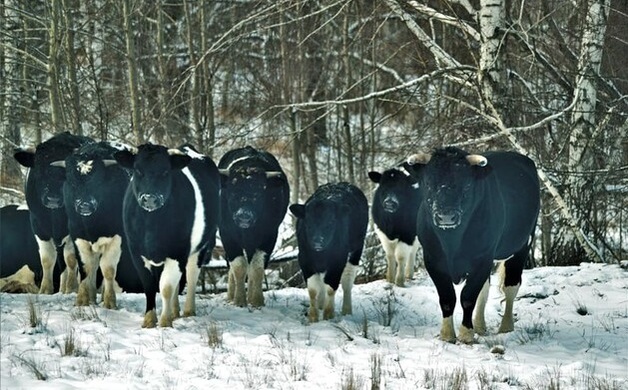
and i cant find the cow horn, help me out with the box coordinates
[50,160,66,168]
[466,154,488,167]
[103,160,117,167]
[218,168,230,176]
[266,171,282,179]
[167,148,186,156]
[407,153,431,165]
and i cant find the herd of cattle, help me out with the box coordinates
[0,132,540,344]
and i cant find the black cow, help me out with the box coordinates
[369,167,421,287]
[218,146,289,308]
[289,182,368,322]
[114,143,220,328]
[0,205,53,291]
[14,132,93,294]
[54,141,142,309]
[404,147,540,343]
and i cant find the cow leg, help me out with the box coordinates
[459,263,492,344]
[159,259,182,327]
[247,250,266,308]
[395,242,417,287]
[473,278,490,335]
[405,238,419,281]
[230,255,247,307]
[375,229,396,284]
[96,236,122,310]
[306,273,325,323]
[75,239,98,306]
[62,236,80,293]
[340,263,357,315]
[425,258,457,343]
[36,237,57,294]
[183,253,200,317]
[227,266,235,302]
[498,253,525,333]
[323,284,336,320]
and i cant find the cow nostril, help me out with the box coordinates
[138,193,163,212]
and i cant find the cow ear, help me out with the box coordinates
[169,154,192,170]
[289,204,305,219]
[368,171,381,183]
[113,150,136,169]
[14,149,35,168]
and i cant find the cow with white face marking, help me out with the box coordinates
[53,141,142,308]
[403,147,540,344]
[14,132,93,294]
[289,182,368,322]
[369,167,421,287]
[114,143,220,328]
[218,146,290,308]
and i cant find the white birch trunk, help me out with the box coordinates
[569,0,610,174]
[478,0,506,115]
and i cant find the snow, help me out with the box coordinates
[1,262,626,389]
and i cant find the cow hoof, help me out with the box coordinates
[323,309,335,320]
[497,324,514,334]
[39,283,54,295]
[142,310,157,328]
[159,317,173,327]
[103,298,117,310]
[457,325,476,344]
[183,310,195,317]
[395,280,405,288]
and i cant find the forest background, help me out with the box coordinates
[1,0,626,269]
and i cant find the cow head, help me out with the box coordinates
[405,147,491,230]
[368,168,418,214]
[219,166,283,229]
[290,199,349,252]
[52,143,119,217]
[114,143,191,212]
[15,148,67,210]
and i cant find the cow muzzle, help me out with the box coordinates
[433,209,462,229]
[42,192,63,209]
[382,195,400,213]
[138,193,165,212]
[311,236,326,252]
[233,208,256,229]
[74,197,98,216]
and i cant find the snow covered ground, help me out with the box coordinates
[1,262,626,389]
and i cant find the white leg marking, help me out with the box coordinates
[159,258,182,327]
[405,237,419,280]
[306,273,325,323]
[230,255,248,307]
[95,235,122,309]
[441,315,456,343]
[75,239,98,305]
[499,285,520,333]
[473,279,490,335]
[36,237,57,294]
[375,227,396,284]
[323,284,336,320]
[340,263,357,315]
[62,236,80,293]
[458,324,475,344]
[227,267,235,302]
[247,250,266,307]
[183,253,200,317]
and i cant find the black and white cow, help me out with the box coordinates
[53,141,142,308]
[404,147,540,343]
[114,143,220,328]
[369,167,421,287]
[289,182,368,322]
[14,132,93,294]
[217,146,289,307]
[0,205,51,291]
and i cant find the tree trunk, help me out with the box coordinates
[123,0,143,144]
[48,0,65,133]
[61,0,81,135]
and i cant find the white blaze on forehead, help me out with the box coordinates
[182,167,206,254]
[77,160,94,175]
